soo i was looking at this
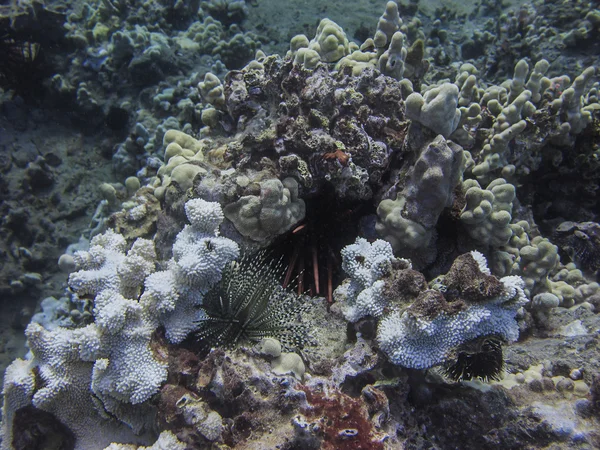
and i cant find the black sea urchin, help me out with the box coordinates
[0,27,41,93]
[194,252,312,351]
[442,335,504,382]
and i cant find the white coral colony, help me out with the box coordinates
[1,200,239,448]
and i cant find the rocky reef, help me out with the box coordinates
[1,0,600,449]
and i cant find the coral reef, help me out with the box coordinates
[1,0,600,449]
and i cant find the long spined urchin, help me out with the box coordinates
[194,251,313,351]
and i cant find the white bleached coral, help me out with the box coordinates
[142,199,239,342]
[172,222,238,289]
[68,229,127,296]
[104,431,186,450]
[2,199,241,448]
[1,323,156,450]
[64,235,168,412]
[377,282,525,369]
[69,232,155,299]
[117,238,156,298]
[341,238,396,286]
[184,198,224,234]
[91,290,167,407]
[335,239,528,371]
[64,234,168,409]
[333,238,397,322]
[0,359,35,445]
[470,250,491,274]
[377,265,528,370]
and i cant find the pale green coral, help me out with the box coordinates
[472,61,599,180]
[376,196,430,251]
[507,59,530,103]
[472,89,532,180]
[558,66,598,135]
[293,47,321,69]
[491,222,590,305]
[288,34,309,56]
[336,50,378,75]
[374,1,402,49]
[198,72,225,109]
[405,83,461,138]
[549,263,600,307]
[455,63,481,108]
[288,34,322,68]
[525,59,551,103]
[452,64,483,146]
[154,131,207,201]
[309,18,351,63]
[223,177,305,242]
[185,17,223,54]
[377,31,407,80]
[460,178,515,247]
[514,236,560,294]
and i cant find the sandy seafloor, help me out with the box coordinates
[1,0,600,448]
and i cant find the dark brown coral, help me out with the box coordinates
[382,263,428,309]
[407,289,466,320]
[443,253,504,302]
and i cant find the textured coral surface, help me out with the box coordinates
[1,0,600,449]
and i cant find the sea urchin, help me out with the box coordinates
[194,251,312,352]
[441,335,505,382]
